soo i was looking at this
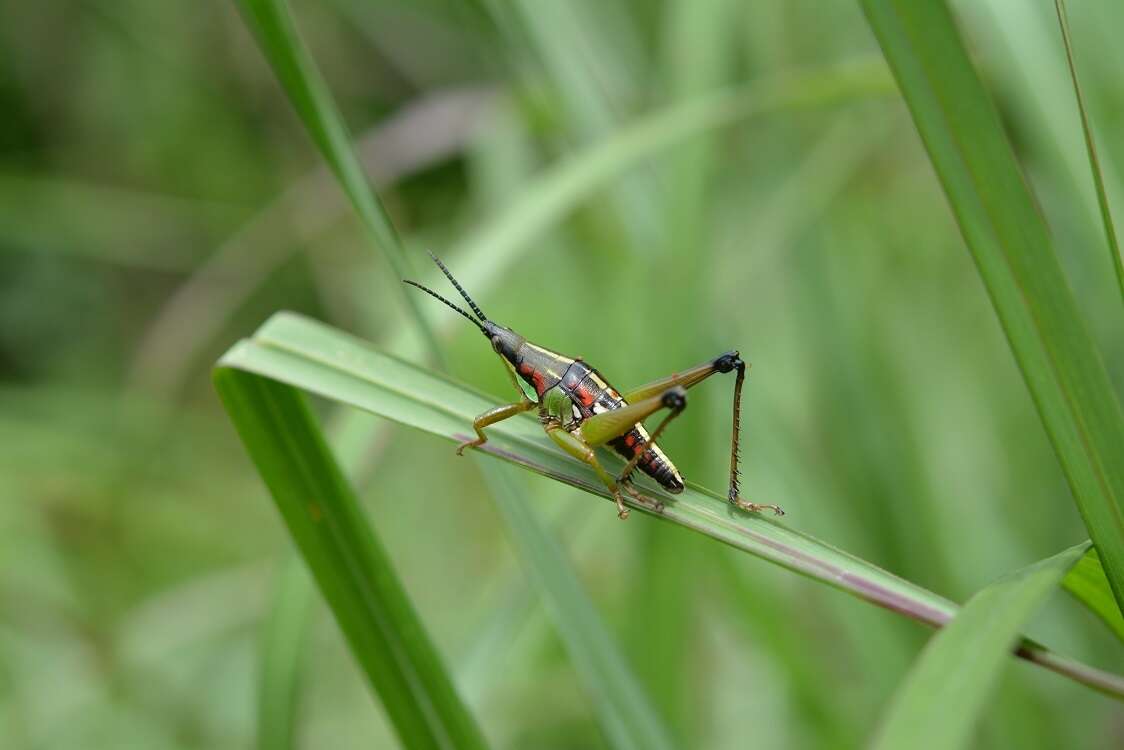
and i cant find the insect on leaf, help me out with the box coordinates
[215,312,1124,701]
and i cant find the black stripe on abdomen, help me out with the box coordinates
[610,426,684,494]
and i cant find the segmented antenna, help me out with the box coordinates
[427,251,487,321]
[403,280,488,335]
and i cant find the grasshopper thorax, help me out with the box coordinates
[484,320,573,399]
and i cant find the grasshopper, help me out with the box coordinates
[405,253,784,520]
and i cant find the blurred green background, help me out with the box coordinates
[3,0,1124,747]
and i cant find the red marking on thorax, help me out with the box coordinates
[519,362,547,394]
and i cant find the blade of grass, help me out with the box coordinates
[479,467,676,750]
[213,366,490,750]
[859,0,1124,615]
[1054,0,1124,301]
[1062,547,1124,643]
[257,556,316,750]
[234,0,438,356]
[233,3,478,744]
[216,311,1124,699]
[131,87,493,397]
[871,542,1090,750]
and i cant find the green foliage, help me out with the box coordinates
[476,465,677,750]
[872,543,1089,750]
[5,0,1124,747]
[234,0,438,356]
[216,312,1124,700]
[1054,0,1124,300]
[256,558,314,750]
[232,3,676,747]
[860,0,1124,615]
[214,366,489,750]
[1064,548,1124,643]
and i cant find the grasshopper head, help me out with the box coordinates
[482,321,525,364]
[404,253,532,376]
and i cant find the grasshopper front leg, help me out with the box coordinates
[456,399,536,455]
[457,355,537,455]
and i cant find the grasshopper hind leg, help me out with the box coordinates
[622,352,785,516]
[724,358,784,516]
[617,478,662,513]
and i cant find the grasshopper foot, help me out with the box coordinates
[612,489,631,520]
[731,495,785,516]
[621,481,663,513]
[455,438,483,456]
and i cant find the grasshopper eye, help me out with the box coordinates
[491,336,503,353]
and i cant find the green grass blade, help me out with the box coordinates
[859,0,1124,615]
[217,311,1124,699]
[233,0,438,356]
[213,366,490,750]
[132,87,490,397]
[1062,547,1124,643]
[257,556,315,750]
[1054,0,1124,300]
[479,467,676,750]
[871,542,1090,750]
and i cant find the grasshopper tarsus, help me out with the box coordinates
[732,496,785,516]
[608,484,631,519]
[619,480,657,517]
[455,437,482,456]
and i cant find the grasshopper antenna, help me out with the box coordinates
[403,280,489,336]
[427,250,487,322]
